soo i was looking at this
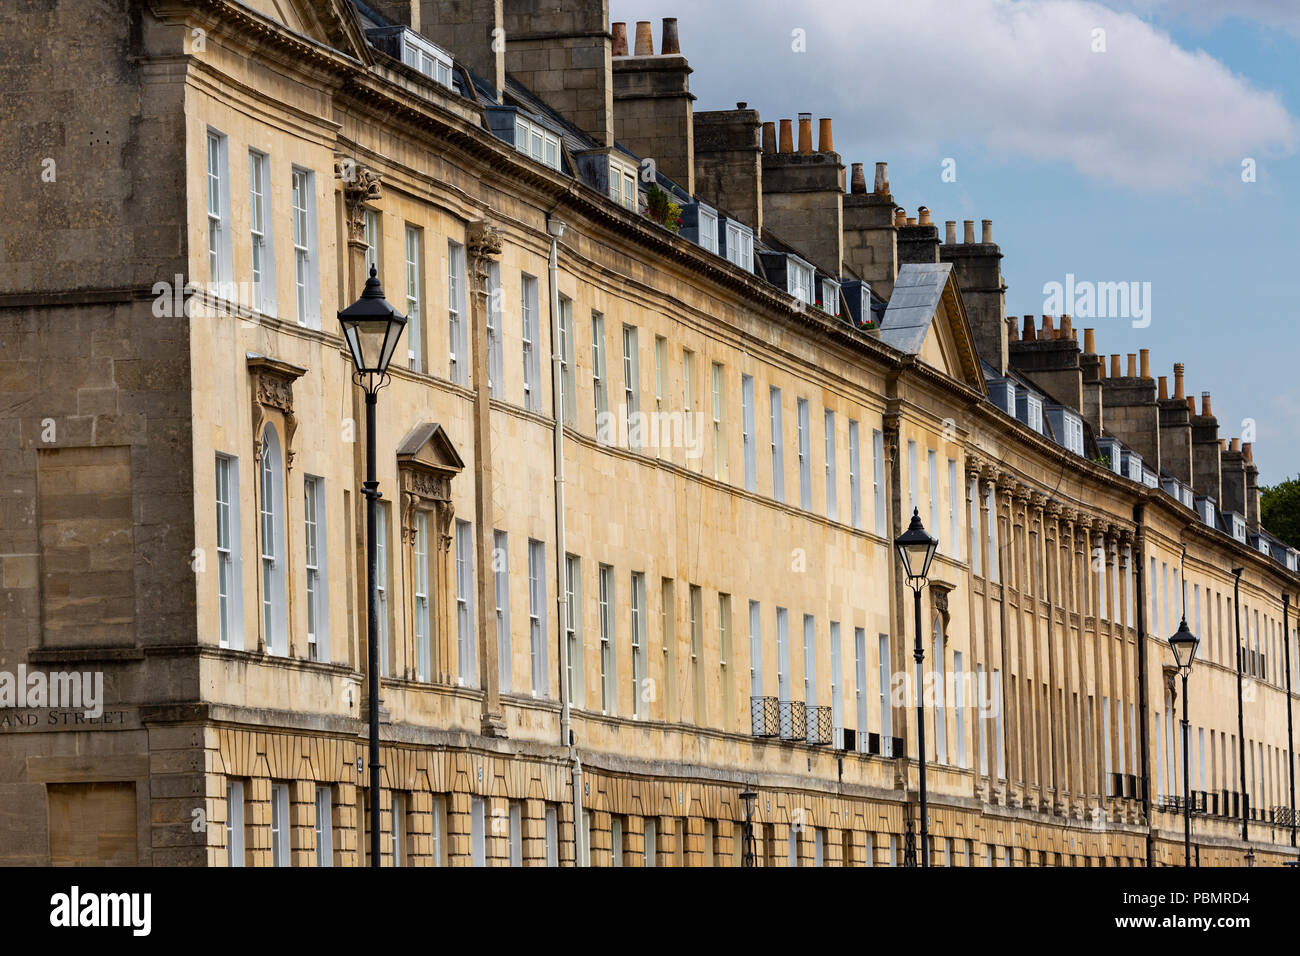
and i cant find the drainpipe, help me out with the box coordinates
[1284,592,1296,849]
[1233,566,1248,844]
[546,213,583,865]
[1134,503,1152,866]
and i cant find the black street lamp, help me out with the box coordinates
[338,265,407,867]
[895,507,938,867]
[1169,616,1199,867]
[739,786,758,867]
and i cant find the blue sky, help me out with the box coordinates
[611,0,1300,484]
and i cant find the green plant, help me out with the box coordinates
[645,184,682,233]
[1261,476,1300,549]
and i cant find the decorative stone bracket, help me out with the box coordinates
[335,158,383,245]
[247,353,307,469]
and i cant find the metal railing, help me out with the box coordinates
[805,705,832,745]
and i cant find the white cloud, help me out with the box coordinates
[611,0,1298,189]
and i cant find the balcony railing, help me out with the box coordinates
[779,700,806,740]
[750,696,779,737]
[805,705,831,745]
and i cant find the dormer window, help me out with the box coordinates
[697,206,718,254]
[1017,392,1043,434]
[820,278,841,315]
[1231,513,1247,542]
[723,220,753,271]
[608,158,638,211]
[787,257,814,305]
[401,30,453,88]
[515,116,561,170]
[1196,496,1216,528]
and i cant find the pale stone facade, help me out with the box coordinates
[0,0,1296,867]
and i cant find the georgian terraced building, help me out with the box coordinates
[1,0,1297,866]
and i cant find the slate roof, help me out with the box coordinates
[876,263,953,354]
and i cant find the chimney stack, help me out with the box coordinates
[694,104,764,233]
[613,16,696,192]
[763,111,845,274]
[844,160,897,295]
[1190,390,1221,502]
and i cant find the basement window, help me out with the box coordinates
[401,30,453,88]
[514,116,561,171]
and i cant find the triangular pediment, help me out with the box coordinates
[237,0,372,64]
[397,422,465,475]
[878,263,986,394]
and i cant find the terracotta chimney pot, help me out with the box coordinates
[1126,354,1137,378]
[1202,392,1212,417]
[778,119,793,154]
[1173,362,1185,400]
[611,22,628,56]
[762,122,776,154]
[982,219,993,243]
[1084,328,1096,354]
[850,163,866,194]
[1158,376,1169,400]
[661,18,680,55]
[1139,349,1151,380]
[1110,354,1121,378]
[963,220,975,243]
[797,113,813,154]
[634,20,653,55]
[818,118,833,153]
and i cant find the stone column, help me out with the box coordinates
[978,467,999,799]
[468,220,506,737]
[995,475,1018,805]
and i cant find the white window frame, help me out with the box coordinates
[622,325,640,449]
[631,571,646,718]
[770,387,785,502]
[206,129,232,286]
[797,398,811,509]
[303,475,328,662]
[599,564,616,715]
[788,258,815,305]
[494,529,511,695]
[872,429,886,534]
[403,226,424,372]
[226,780,244,867]
[724,220,753,270]
[711,362,726,478]
[486,261,503,398]
[290,167,319,328]
[447,239,467,382]
[215,453,243,650]
[592,312,608,433]
[363,208,380,273]
[521,274,541,411]
[247,148,275,314]
[314,786,333,867]
[848,421,861,530]
[608,158,638,211]
[401,29,453,87]
[558,296,576,424]
[414,512,431,681]
[697,205,718,254]
[270,782,290,867]
[456,519,476,686]
[824,409,837,520]
[514,114,562,170]
[564,554,584,708]
[376,501,390,676]
[528,539,547,696]
[259,427,288,656]
[741,375,757,491]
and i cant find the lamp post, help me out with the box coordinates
[895,507,938,868]
[739,786,758,867]
[1169,616,1199,867]
[338,264,407,867]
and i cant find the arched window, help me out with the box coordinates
[260,424,288,655]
